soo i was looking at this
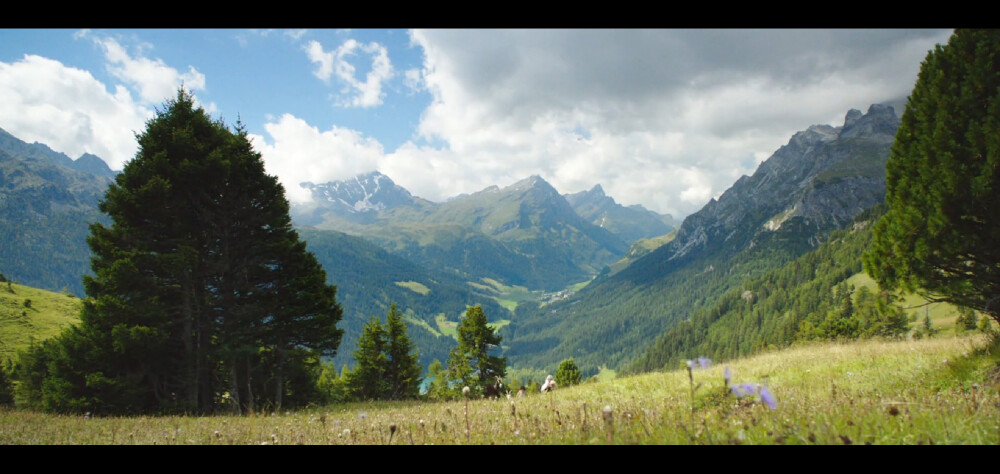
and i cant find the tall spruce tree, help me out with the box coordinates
[446,305,506,397]
[345,316,387,400]
[384,304,423,400]
[26,89,343,414]
[865,29,1000,324]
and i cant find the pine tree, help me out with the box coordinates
[25,89,343,414]
[345,316,387,401]
[865,29,1000,325]
[384,304,423,400]
[555,357,582,386]
[446,305,506,396]
[0,360,13,406]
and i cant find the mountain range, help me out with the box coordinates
[292,172,675,291]
[505,104,900,374]
[0,103,898,378]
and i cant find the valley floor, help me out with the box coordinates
[2,333,997,445]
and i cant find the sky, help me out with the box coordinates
[0,28,953,219]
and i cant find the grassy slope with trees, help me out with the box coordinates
[0,277,81,362]
[2,333,996,444]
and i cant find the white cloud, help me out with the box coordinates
[403,68,422,94]
[396,28,953,217]
[250,114,386,203]
[285,29,308,40]
[87,34,207,106]
[305,38,394,108]
[0,54,151,170]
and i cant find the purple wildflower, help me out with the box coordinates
[697,357,712,369]
[759,385,777,410]
[731,383,755,398]
[724,367,731,385]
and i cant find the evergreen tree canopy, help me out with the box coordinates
[384,304,423,400]
[446,305,506,396]
[346,315,387,401]
[344,303,422,401]
[555,357,582,386]
[26,89,343,414]
[865,29,1000,324]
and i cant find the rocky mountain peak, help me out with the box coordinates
[844,108,864,127]
[299,170,417,216]
[70,153,115,178]
[641,103,899,266]
[839,104,898,141]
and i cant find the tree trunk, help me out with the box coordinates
[274,347,284,412]
[245,354,255,414]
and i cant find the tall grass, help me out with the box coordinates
[2,333,996,444]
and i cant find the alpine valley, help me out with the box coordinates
[0,103,901,378]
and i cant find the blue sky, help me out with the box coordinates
[0,29,953,218]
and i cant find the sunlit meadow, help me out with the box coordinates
[2,333,997,445]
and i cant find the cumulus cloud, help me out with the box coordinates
[84,33,207,106]
[398,28,952,217]
[305,39,393,107]
[0,32,221,171]
[0,54,150,170]
[250,114,386,203]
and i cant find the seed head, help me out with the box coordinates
[462,386,471,397]
[601,405,613,422]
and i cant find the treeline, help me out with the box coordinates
[316,304,507,403]
[627,206,912,374]
[299,227,510,374]
[507,214,818,376]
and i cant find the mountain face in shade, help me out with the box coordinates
[0,127,115,180]
[505,104,901,375]
[0,133,114,295]
[648,103,899,269]
[564,184,676,244]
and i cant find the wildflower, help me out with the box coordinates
[462,386,471,397]
[697,357,712,369]
[723,367,731,385]
[730,382,778,409]
[759,385,777,410]
[730,383,755,398]
[601,405,613,422]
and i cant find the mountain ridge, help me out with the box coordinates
[505,104,901,375]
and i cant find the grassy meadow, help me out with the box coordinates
[0,282,81,361]
[2,332,997,445]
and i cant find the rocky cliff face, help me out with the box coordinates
[652,103,899,266]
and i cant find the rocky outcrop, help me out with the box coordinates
[643,104,900,267]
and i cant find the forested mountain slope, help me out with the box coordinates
[505,104,901,376]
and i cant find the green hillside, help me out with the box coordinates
[627,206,987,374]
[0,278,81,362]
[3,334,996,444]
